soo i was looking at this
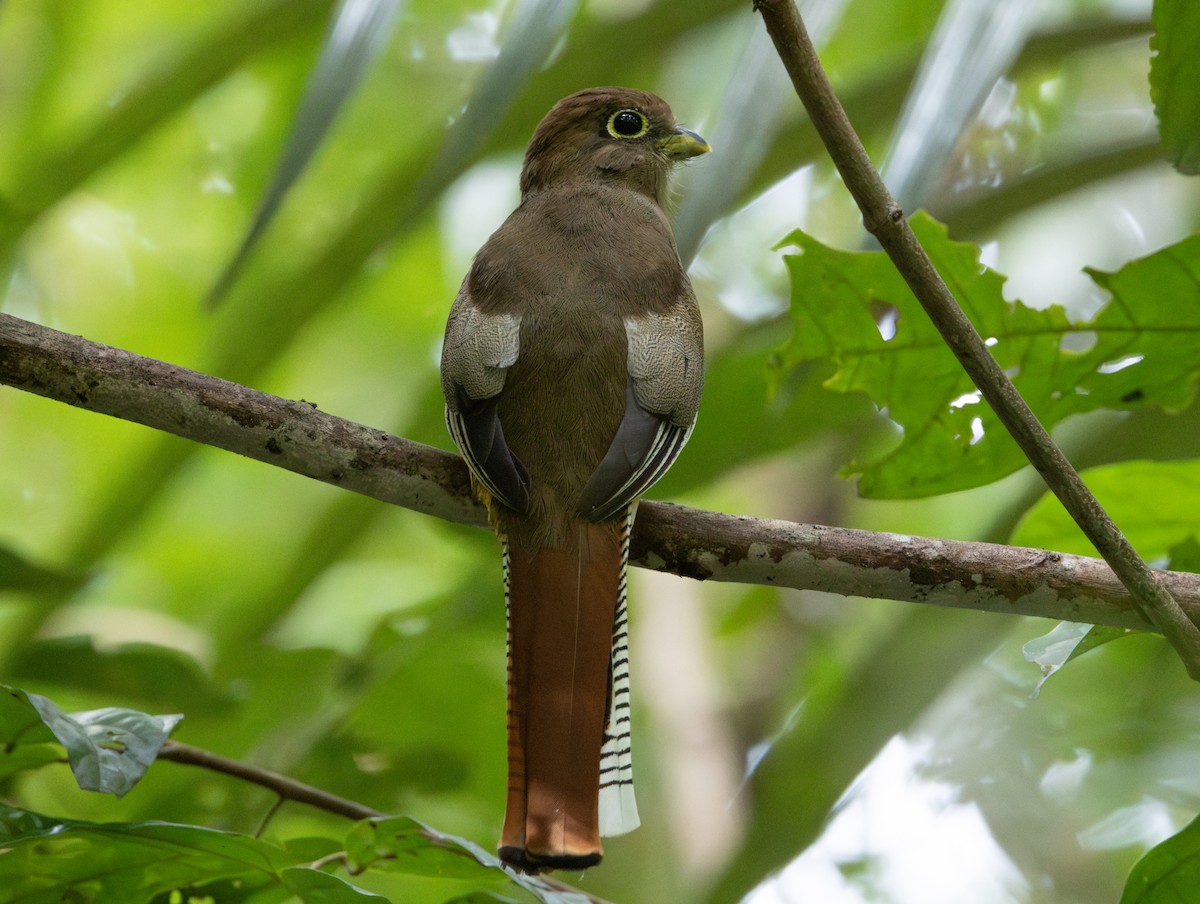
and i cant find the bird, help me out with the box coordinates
[440,86,709,873]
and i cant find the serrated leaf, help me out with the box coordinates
[1150,0,1200,174]
[776,215,1200,497]
[1120,810,1200,903]
[1,685,182,797]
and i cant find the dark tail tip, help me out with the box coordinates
[499,845,602,874]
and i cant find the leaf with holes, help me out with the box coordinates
[2,685,182,797]
[775,214,1200,497]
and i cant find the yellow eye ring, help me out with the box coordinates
[607,109,649,140]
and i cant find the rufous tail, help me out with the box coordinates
[499,515,639,873]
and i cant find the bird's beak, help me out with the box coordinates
[656,126,711,160]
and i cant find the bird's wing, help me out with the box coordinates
[576,305,704,522]
[440,291,529,513]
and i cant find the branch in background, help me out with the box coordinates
[753,0,1200,679]
[936,138,1164,238]
[4,311,1199,632]
[157,740,384,821]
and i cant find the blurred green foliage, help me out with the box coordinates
[3,0,1200,902]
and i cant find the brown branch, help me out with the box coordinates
[157,740,384,820]
[4,311,1200,632]
[753,0,1200,679]
[0,312,483,528]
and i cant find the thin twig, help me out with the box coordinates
[254,794,287,839]
[753,0,1200,679]
[4,311,1200,632]
[157,740,384,820]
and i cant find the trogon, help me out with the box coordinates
[440,86,709,873]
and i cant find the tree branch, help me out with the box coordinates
[4,311,1200,632]
[157,739,384,820]
[753,0,1200,678]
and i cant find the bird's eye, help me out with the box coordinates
[607,109,648,139]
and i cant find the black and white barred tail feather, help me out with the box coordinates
[598,504,640,836]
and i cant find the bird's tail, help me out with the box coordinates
[499,512,640,873]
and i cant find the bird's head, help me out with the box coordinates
[518,87,710,204]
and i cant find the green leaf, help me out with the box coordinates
[776,215,1200,497]
[1120,810,1200,902]
[27,696,182,797]
[10,636,227,715]
[0,544,83,593]
[280,866,390,902]
[344,817,583,904]
[1150,0,1200,174]
[0,806,65,840]
[1013,459,1200,559]
[0,742,63,781]
[1169,536,1200,573]
[1023,622,1137,695]
[2,0,336,245]
[1,684,182,797]
[0,686,56,746]
[345,816,496,878]
[0,817,377,903]
[0,814,297,904]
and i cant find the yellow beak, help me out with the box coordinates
[656,127,711,160]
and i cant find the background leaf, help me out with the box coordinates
[1013,459,1200,558]
[1120,811,1200,903]
[1150,0,1200,174]
[0,688,61,781]
[281,867,393,903]
[0,815,296,904]
[209,0,404,304]
[1023,622,1138,695]
[0,544,83,593]
[345,816,496,878]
